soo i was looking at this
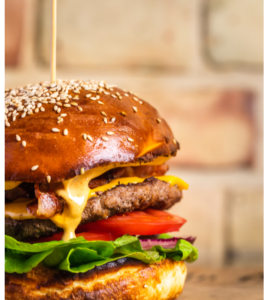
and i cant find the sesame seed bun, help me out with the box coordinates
[5,80,179,183]
[5,258,187,300]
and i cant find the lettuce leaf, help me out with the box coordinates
[5,234,198,274]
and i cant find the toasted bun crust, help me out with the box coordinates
[5,80,178,183]
[5,258,187,300]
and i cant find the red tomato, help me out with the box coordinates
[76,209,186,236]
[29,210,186,243]
[29,232,115,243]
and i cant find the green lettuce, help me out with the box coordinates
[5,235,198,274]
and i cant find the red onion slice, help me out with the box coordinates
[139,236,196,250]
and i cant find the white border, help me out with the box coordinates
[1,0,5,297]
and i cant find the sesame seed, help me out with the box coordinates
[111,117,116,123]
[87,135,93,142]
[63,129,68,136]
[90,97,97,100]
[101,111,107,117]
[52,128,60,133]
[124,93,129,97]
[133,97,139,101]
[46,175,51,183]
[71,102,78,106]
[127,137,134,143]
[51,92,58,98]
[77,106,83,112]
[22,141,26,147]
[121,111,126,116]
[173,139,177,144]
[103,117,107,124]
[82,134,87,140]
[80,167,85,175]
[97,101,104,105]
[156,118,161,123]
[132,106,138,112]
[15,135,21,142]
[101,136,109,141]
[5,80,135,126]
[60,113,67,117]
[106,131,114,135]
[31,165,39,171]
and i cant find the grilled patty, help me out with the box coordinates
[5,177,182,241]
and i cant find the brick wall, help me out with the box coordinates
[5,0,263,267]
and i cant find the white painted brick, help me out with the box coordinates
[205,0,263,66]
[225,188,263,266]
[169,187,226,267]
[38,0,196,69]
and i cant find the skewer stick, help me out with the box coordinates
[51,0,57,83]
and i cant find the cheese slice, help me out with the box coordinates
[5,181,22,190]
[5,156,188,241]
[88,176,189,198]
[5,198,36,220]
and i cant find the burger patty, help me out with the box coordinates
[5,177,182,241]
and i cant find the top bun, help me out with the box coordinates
[5,80,179,183]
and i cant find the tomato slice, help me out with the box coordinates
[28,232,115,243]
[76,209,186,236]
[29,209,186,243]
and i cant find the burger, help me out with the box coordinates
[5,79,198,300]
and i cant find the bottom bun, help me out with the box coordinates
[5,258,187,300]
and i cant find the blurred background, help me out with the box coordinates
[5,0,263,268]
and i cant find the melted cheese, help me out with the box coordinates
[5,198,36,220]
[5,181,22,190]
[5,174,187,227]
[5,156,189,241]
[50,156,171,241]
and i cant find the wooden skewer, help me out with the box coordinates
[51,0,57,83]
